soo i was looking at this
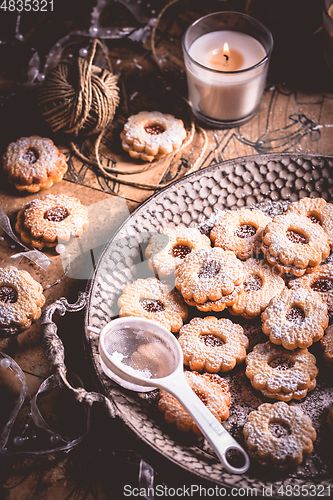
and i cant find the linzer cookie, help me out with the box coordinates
[120,111,187,162]
[243,402,316,467]
[178,316,248,373]
[0,266,45,331]
[2,136,68,193]
[261,288,328,350]
[158,371,231,435]
[15,194,89,249]
[261,212,330,276]
[175,247,243,312]
[286,197,333,248]
[230,258,285,318]
[289,262,333,314]
[321,325,333,363]
[117,277,188,332]
[145,227,211,278]
[210,208,271,260]
[245,341,318,401]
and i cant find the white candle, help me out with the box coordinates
[182,13,273,127]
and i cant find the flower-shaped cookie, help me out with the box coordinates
[120,111,187,162]
[261,288,328,349]
[289,262,333,314]
[286,197,333,248]
[175,247,243,312]
[145,227,211,278]
[117,277,188,332]
[321,325,333,363]
[262,212,330,276]
[15,194,89,249]
[210,208,271,260]
[3,136,68,193]
[230,258,285,318]
[158,371,231,435]
[178,316,249,373]
[243,402,316,467]
[0,266,45,331]
[245,341,318,401]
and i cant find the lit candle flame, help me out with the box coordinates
[223,42,230,62]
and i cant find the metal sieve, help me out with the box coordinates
[98,317,250,475]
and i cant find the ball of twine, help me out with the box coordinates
[38,39,120,136]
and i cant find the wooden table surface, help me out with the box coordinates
[1,0,333,498]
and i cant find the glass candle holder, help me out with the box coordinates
[323,0,333,74]
[182,11,273,128]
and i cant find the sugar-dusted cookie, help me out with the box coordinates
[289,262,333,314]
[158,371,231,435]
[286,197,333,248]
[3,136,68,193]
[230,258,285,318]
[0,266,45,331]
[15,194,89,249]
[245,341,318,401]
[210,208,271,260]
[120,111,187,162]
[175,247,243,312]
[243,402,316,467]
[262,213,330,276]
[178,316,248,373]
[145,227,211,278]
[117,277,188,333]
[321,325,333,363]
[261,288,328,350]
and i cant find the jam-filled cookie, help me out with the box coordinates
[210,208,271,260]
[286,197,333,248]
[178,316,249,373]
[15,194,89,249]
[145,227,211,278]
[120,111,187,162]
[243,402,316,467]
[262,213,330,276]
[2,136,68,193]
[117,277,188,332]
[321,325,333,363]
[0,266,45,331]
[261,288,328,350]
[289,262,333,314]
[245,341,318,401]
[175,247,243,312]
[158,371,231,435]
[230,258,285,318]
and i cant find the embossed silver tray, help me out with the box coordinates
[84,153,333,496]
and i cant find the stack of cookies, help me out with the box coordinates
[116,198,333,468]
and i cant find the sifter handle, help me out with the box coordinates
[159,372,250,475]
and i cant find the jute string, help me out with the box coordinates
[40,1,207,190]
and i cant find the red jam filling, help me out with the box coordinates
[44,206,69,222]
[234,224,257,238]
[200,334,224,347]
[311,278,333,293]
[198,261,220,279]
[269,357,294,370]
[286,306,305,324]
[144,123,165,135]
[172,244,191,259]
[0,286,18,304]
[140,298,164,313]
[244,275,262,292]
[308,214,321,224]
[269,421,291,438]
[286,230,308,244]
[23,148,39,164]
